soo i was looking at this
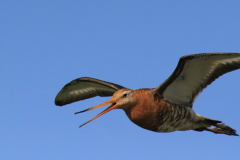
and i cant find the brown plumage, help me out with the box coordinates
[55,53,240,136]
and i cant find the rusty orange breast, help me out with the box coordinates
[123,89,167,131]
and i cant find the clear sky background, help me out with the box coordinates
[1,1,240,160]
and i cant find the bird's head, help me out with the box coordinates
[75,89,136,127]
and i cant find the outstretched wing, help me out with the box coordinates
[154,53,240,107]
[55,77,125,106]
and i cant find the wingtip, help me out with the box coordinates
[55,99,64,106]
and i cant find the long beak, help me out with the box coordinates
[75,98,117,128]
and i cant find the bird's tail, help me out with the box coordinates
[194,115,238,136]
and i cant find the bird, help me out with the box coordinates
[55,53,240,136]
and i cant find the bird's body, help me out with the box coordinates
[110,89,220,133]
[55,53,240,136]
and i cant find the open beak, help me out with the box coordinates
[75,98,117,128]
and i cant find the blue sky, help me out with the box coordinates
[1,1,240,160]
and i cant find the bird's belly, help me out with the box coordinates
[156,106,198,133]
[157,118,195,132]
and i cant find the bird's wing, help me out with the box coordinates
[154,53,240,107]
[55,77,125,106]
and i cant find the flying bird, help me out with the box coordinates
[55,53,240,136]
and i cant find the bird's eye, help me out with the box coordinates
[122,93,128,98]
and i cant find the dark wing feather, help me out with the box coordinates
[154,53,240,107]
[55,77,125,106]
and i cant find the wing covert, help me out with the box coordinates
[55,77,125,106]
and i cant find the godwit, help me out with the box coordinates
[55,53,240,136]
